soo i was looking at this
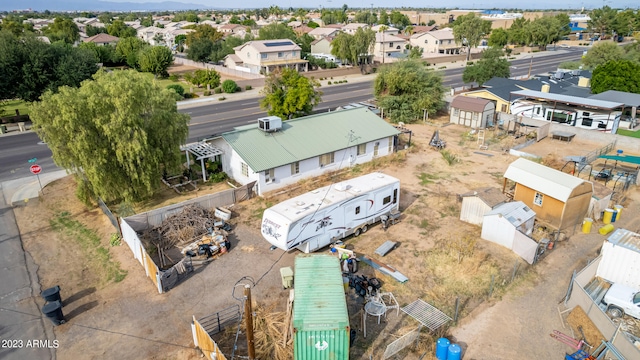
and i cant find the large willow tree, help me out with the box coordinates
[31,69,190,204]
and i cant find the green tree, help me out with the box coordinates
[452,13,492,61]
[107,20,136,38]
[229,15,241,24]
[186,24,224,46]
[507,18,531,46]
[86,24,107,37]
[186,38,214,63]
[389,11,411,29]
[138,46,173,77]
[0,30,25,101]
[184,69,221,88]
[258,22,296,40]
[115,36,147,68]
[166,84,185,97]
[30,70,189,204]
[488,28,509,47]
[591,60,640,94]
[374,60,446,124]
[260,67,322,119]
[588,6,618,38]
[379,10,389,25]
[43,17,80,44]
[221,79,238,93]
[408,45,423,59]
[462,47,510,86]
[354,11,377,26]
[582,41,624,69]
[48,43,100,91]
[307,21,319,28]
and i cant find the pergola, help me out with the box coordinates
[180,142,223,182]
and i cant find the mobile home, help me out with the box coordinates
[261,172,400,252]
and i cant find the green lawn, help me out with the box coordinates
[617,128,640,138]
[2,99,31,117]
[140,73,191,93]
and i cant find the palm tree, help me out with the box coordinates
[378,25,388,64]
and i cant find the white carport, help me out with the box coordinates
[180,142,223,182]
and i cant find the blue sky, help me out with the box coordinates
[105,0,638,10]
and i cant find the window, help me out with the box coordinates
[291,161,300,175]
[373,142,379,157]
[355,206,360,215]
[265,168,275,183]
[533,192,544,206]
[393,189,398,204]
[389,42,394,47]
[383,195,391,205]
[357,143,366,155]
[472,113,479,121]
[319,152,334,167]
[278,52,284,58]
[292,51,297,56]
[424,39,428,44]
[241,162,248,177]
[453,108,459,116]
[448,39,451,44]
[501,104,507,112]
[581,118,593,127]
[261,53,267,59]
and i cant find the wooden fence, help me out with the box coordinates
[192,316,228,360]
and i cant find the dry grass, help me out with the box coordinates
[250,304,293,360]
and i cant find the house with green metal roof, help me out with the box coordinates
[209,107,400,196]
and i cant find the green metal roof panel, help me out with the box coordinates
[221,107,400,172]
[293,255,349,331]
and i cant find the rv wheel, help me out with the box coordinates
[361,225,368,233]
[354,228,361,237]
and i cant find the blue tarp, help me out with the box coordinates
[599,154,640,165]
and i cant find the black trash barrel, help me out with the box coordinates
[42,300,65,325]
[41,285,61,303]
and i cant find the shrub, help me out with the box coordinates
[219,96,226,101]
[183,92,199,99]
[168,74,179,82]
[109,233,122,247]
[327,81,332,85]
[166,84,184,96]
[209,172,227,183]
[203,90,211,96]
[222,79,239,93]
[214,87,222,94]
[245,85,252,90]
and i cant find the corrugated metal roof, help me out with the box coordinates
[451,96,493,113]
[222,107,400,172]
[511,89,624,110]
[504,158,591,202]
[589,90,640,107]
[293,255,349,330]
[607,228,640,254]
[485,201,535,227]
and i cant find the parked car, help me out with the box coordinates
[558,44,570,49]
[602,283,640,319]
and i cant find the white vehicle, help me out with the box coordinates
[261,172,400,253]
[603,283,640,320]
[510,99,626,132]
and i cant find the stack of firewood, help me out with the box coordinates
[142,204,215,250]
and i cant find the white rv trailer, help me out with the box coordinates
[261,172,400,253]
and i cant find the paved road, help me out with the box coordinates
[0,186,57,360]
[0,48,584,184]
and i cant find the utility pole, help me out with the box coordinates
[244,285,255,360]
[527,56,533,79]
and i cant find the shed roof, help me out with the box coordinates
[511,89,624,110]
[293,255,349,330]
[485,201,536,228]
[504,158,591,202]
[589,90,640,107]
[450,96,493,112]
[84,33,120,43]
[461,187,507,208]
[221,107,400,172]
[607,228,640,254]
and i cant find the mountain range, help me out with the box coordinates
[1,1,212,12]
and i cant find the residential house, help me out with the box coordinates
[371,24,400,35]
[410,28,461,55]
[137,26,165,45]
[481,201,538,264]
[219,23,247,37]
[231,39,308,74]
[373,32,406,61]
[210,108,400,196]
[293,25,314,37]
[449,96,495,128]
[308,27,341,39]
[83,33,120,46]
[503,158,593,231]
[342,23,368,34]
[310,37,333,55]
[459,187,508,225]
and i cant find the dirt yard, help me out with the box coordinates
[14,117,640,359]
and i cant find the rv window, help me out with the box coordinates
[357,143,366,155]
[355,206,360,215]
[383,195,391,205]
[533,192,543,206]
[393,189,398,204]
[581,118,593,127]
[583,112,590,118]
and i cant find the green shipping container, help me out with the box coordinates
[293,255,350,360]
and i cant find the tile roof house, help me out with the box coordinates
[410,28,461,55]
[83,33,120,46]
[310,36,333,55]
[308,27,341,39]
[342,23,368,34]
[209,108,401,196]
[231,39,308,74]
[374,33,406,61]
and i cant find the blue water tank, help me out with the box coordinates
[436,338,450,360]
[448,343,462,360]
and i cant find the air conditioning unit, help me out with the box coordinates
[258,116,282,132]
